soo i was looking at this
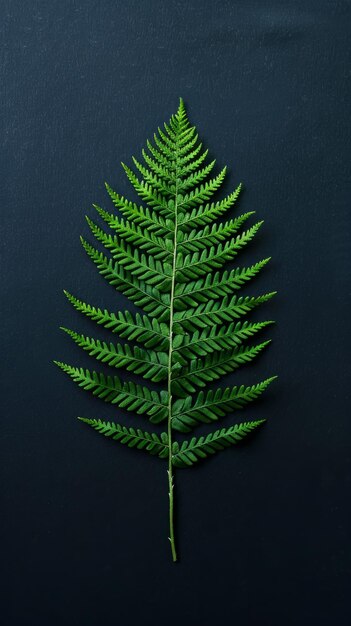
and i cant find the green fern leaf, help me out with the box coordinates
[105,183,171,235]
[92,205,169,259]
[175,222,263,282]
[171,377,277,432]
[171,341,271,396]
[173,258,271,309]
[64,291,169,349]
[179,159,216,190]
[179,212,255,252]
[56,98,277,561]
[55,362,169,423]
[61,328,169,382]
[175,320,274,359]
[78,418,169,458]
[171,420,266,467]
[174,293,276,331]
[78,418,265,468]
[80,238,170,317]
[179,182,242,229]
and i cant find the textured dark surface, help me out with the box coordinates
[1,1,350,625]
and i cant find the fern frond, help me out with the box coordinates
[177,148,209,177]
[63,291,169,349]
[61,328,170,383]
[57,98,277,561]
[93,205,169,259]
[172,341,271,396]
[170,131,199,158]
[174,259,271,309]
[176,142,205,169]
[178,167,227,210]
[54,362,169,423]
[171,421,266,467]
[175,320,274,359]
[175,222,263,281]
[179,212,255,252]
[122,163,172,217]
[179,160,216,190]
[85,219,172,290]
[157,125,196,152]
[105,183,172,235]
[80,238,170,317]
[171,377,277,432]
[141,149,175,183]
[178,183,242,229]
[78,418,169,459]
[174,293,276,331]
[132,157,176,195]
[78,417,265,467]
[146,139,174,169]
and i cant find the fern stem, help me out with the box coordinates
[166,139,180,563]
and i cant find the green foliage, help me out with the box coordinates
[54,361,169,423]
[171,420,266,467]
[78,418,170,458]
[78,417,265,467]
[56,99,276,560]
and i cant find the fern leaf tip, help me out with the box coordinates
[53,359,64,369]
[59,326,70,334]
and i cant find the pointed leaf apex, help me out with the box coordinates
[177,97,186,113]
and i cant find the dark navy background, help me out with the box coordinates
[1,2,350,625]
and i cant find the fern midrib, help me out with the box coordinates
[166,133,181,563]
